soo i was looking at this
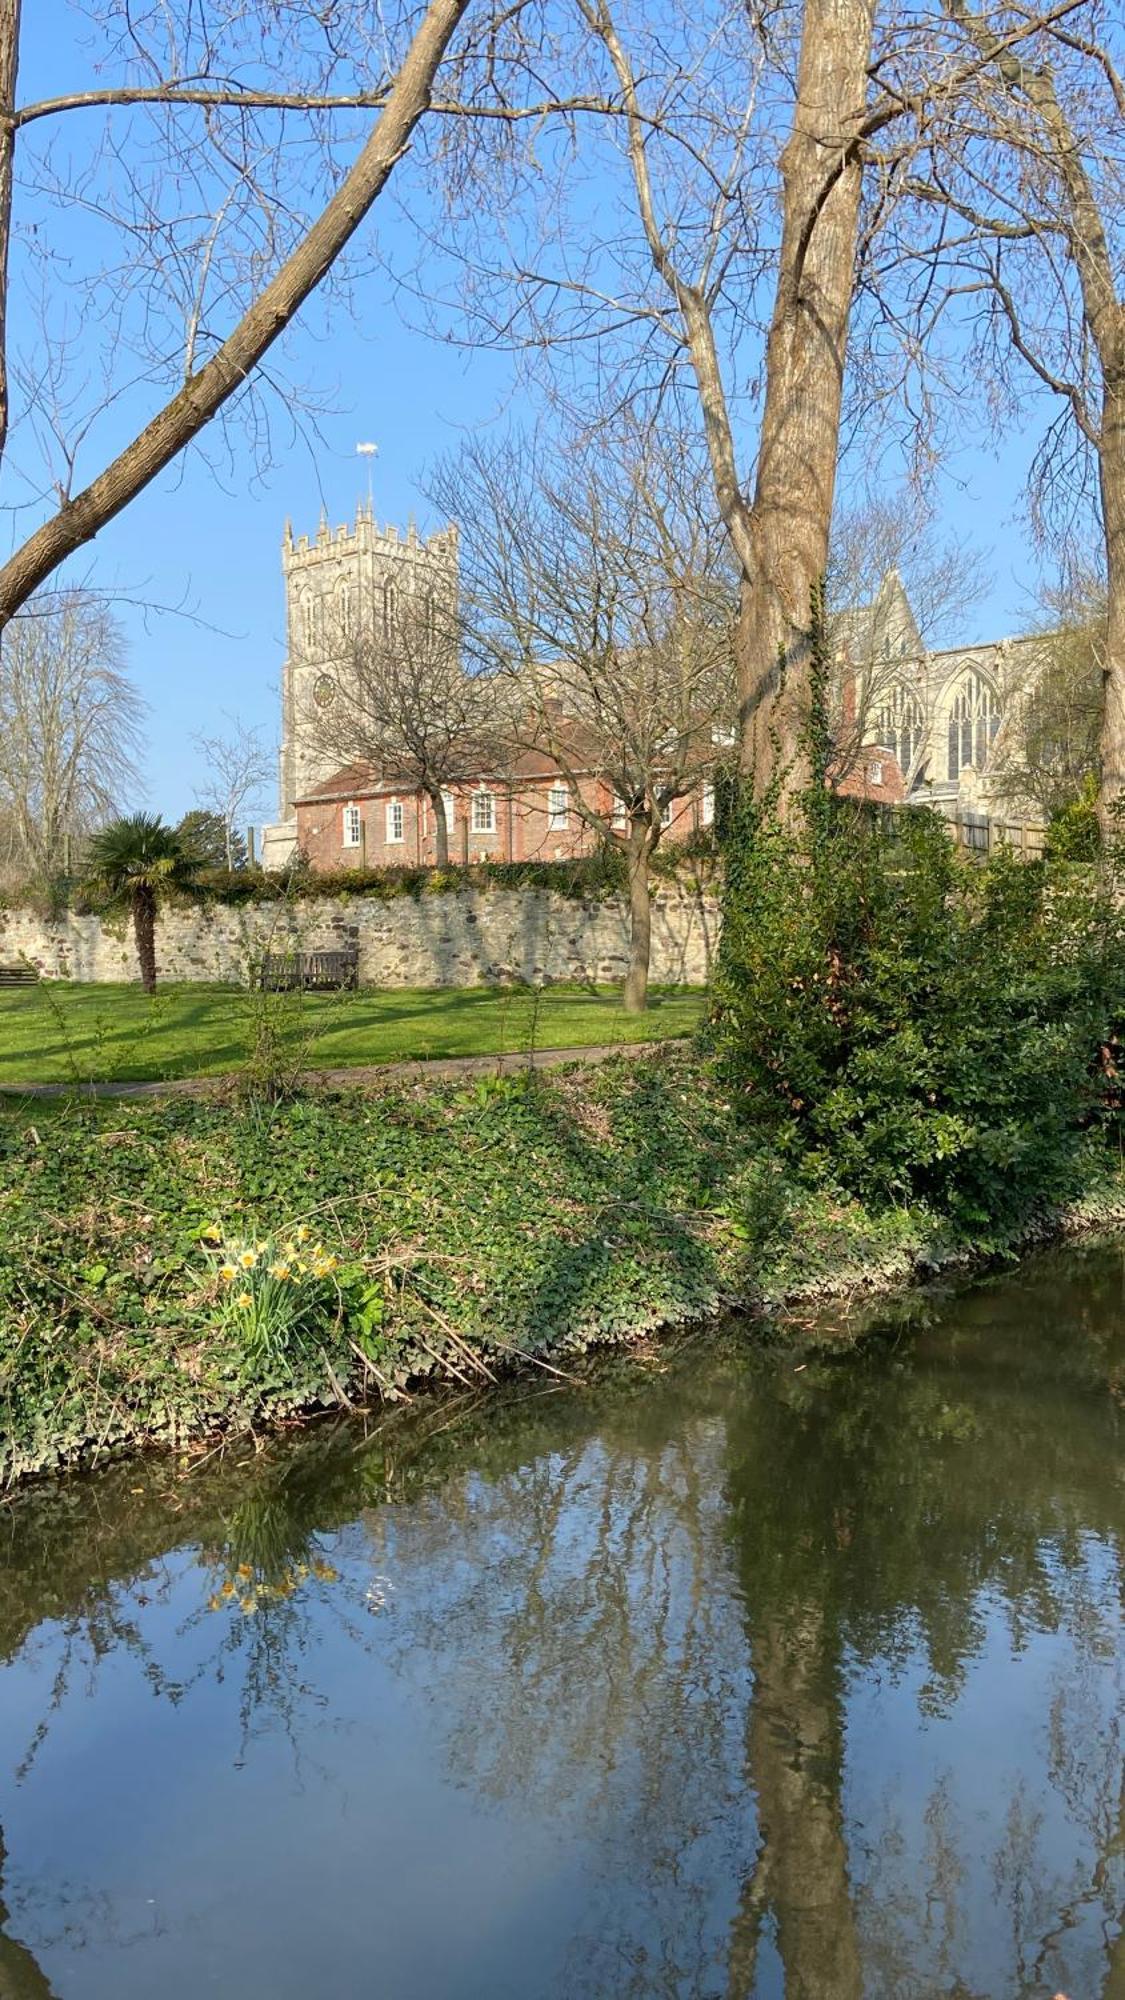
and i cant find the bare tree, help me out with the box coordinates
[435,428,736,1012]
[308,592,502,867]
[405,0,1068,824]
[877,0,1125,826]
[987,568,1104,818]
[192,716,273,871]
[0,588,143,878]
[0,0,570,624]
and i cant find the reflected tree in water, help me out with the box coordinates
[720,1249,1125,1997]
[0,1247,1123,1996]
[0,1829,57,2000]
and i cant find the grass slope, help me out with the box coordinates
[0,982,705,1087]
[5,1044,1122,1484]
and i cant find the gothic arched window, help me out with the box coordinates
[875,683,926,780]
[383,578,398,640]
[947,671,1000,781]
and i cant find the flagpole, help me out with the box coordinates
[356,440,378,515]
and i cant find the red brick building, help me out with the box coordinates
[294,751,711,871]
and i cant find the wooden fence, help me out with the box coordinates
[878,804,1047,861]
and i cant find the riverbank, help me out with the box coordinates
[4,1043,1125,1485]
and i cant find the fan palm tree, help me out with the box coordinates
[85,814,200,993]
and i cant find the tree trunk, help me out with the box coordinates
[429,787,450,866]
[1099,365,1125,831]
[738,0,875,809]
[132,883,158,994]
[0,0,21,469]
[623,823,653,1014]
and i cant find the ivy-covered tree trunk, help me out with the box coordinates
[132,882,158,994]
[1098,365,1125,831]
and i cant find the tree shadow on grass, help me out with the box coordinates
[462,1051,742,1362]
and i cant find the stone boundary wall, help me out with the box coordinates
[0,887,720,988]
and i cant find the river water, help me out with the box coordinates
[0,1242,1123,1999]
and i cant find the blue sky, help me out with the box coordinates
[12,1,1055,830]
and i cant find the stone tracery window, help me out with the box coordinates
[947,671,1000,781]
[875,683,926,779]
[383,578,398,640]
[335,579,356,640]
[299,593,315,654]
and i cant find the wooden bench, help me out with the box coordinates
[0,963,38,988]
[257,949,359,992]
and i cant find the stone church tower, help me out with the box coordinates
[261,503,459,869]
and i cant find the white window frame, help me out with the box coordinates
[472,790,496,835]
[548,784,569,831]
[660,797,675,829]
[385,799,405,844]
[867,761,883,787]
[342,803,362,848]
[612,793,628,830]
[700,782,715,828]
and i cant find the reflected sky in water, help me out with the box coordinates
[0,1239,1123,1998]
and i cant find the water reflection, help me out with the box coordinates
[0,1242,1123,1997]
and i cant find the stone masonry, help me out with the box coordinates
[0,887,719,988]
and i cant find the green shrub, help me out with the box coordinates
[1045,776,1100,861]
[3,850,640,913]
[710,788,1125,1231]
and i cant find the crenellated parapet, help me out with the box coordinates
[281,503,458,573]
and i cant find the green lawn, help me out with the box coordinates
[0,981,707,1087]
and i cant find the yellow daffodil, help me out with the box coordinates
[219,1264,236,1282]
[200,1223,222,1243]
[255,1240,268,1255]
[270,1263,291,1281]
[239,1250,256,1269]
[297,1225,310,1243]
[236,1291,253,1309]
